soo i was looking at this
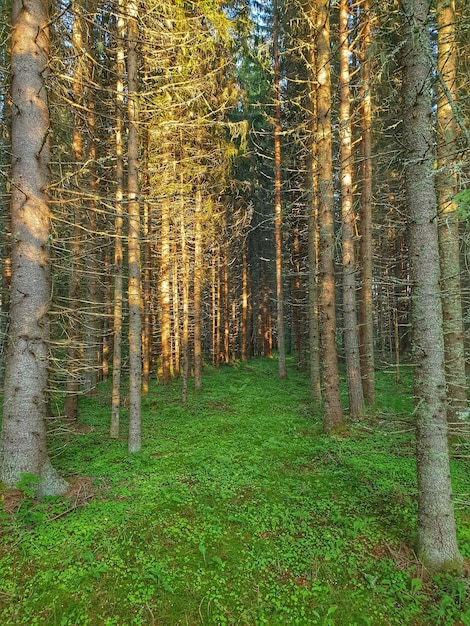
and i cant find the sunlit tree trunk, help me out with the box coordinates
[358,0,375,405]
[241,239,249,361]
[401,0,462,573]
[142,121,152,394]
[1,0,67,495]
[127,0,142,453]
[194,188,203,392]
[339,0,364,418]
[273,0,287,379]
[180,197,190,404]
[437,0,467,423]
[160,196,171,384]
[110,0,125,439]
[315,0,343,430]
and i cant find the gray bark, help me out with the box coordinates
[1,0,67,495]
[401,0,462,573]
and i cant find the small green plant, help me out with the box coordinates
[16,473,42,498]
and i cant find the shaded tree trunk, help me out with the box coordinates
[273,0,287,379]
[1,0,67,495]
[437,0,467,423]
[401,0,462,573]
[358,0,375,405]
[314,0,343,430]
[110,0,125,439]
[339,0,364,418]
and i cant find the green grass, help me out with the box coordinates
[0,358,469,625]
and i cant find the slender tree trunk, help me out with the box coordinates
[63,0,84,421]
[273,0,287,379]
[160,196,171,384]
[437,0,467,423]
[142,121,152,394]
[181,200,190,404]
[339,0,364,418]
[222,245,230,362]
[241,239,249,361]
[194,188,203,392]
[358,0,375,405]
[110,0,125,439]
[315,0,343,430]
[127,0,142,453]
[307,35,322,405]
[1,0,67,495]
[401,0,462,573]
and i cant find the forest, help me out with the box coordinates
[0,0,469,624]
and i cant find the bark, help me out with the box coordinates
[358,0,375,405]
[1,0,67,495]
[273,0,287,379]
[339,0,364,418]
[160,196,171,384]
[241,240,249,361]
[401,0,462,573]
[314,0,343,430]
[110,0,125,439]
[437,0,467,423]
[64,1,85,422]
[194,188,203,392]
[127,0,142,453]
[307,34,322,405]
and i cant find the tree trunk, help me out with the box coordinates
[194,188,203,392]
[127,0,142,453]
[1,0,67,495]
[64,0,85,422]
[437,0,467,424]
[401,0,462,573]
[160,196,171,384]
[339,0,364,418]
[273,0,287,379]
[110,0,125,439]
[358,0,375,405]
[314,0,343,430]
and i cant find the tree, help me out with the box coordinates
[273,0,287,379]
[436,0,467,423]
[401,0,462,572]
[357,0,375,404]
[339,0,364,417]
[313,0,343,431]
[1,0,67,495]
[127,0,142,453]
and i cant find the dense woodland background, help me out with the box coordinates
[0,0,469,582]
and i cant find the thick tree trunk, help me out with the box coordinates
[358,0,375,405]
[1,0,67,495]
[339,0,364,418]
[437,0,467,424]
[127,0,142,453]
[401,0,462,573]
[314,0,343,430]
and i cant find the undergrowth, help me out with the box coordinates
[0,358,468,625]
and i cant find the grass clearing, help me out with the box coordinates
[0,358,469,625]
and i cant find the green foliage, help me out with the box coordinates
[0,359,468,625]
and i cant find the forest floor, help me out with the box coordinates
[0,357,469,625]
